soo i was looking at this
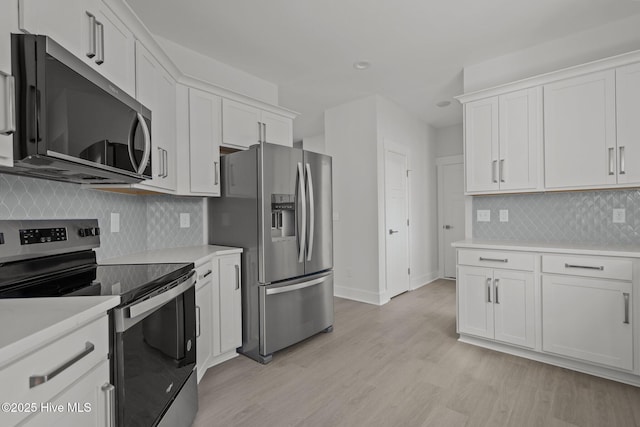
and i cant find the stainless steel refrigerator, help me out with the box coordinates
[208,142,333,363]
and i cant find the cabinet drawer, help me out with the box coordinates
[542,255,632,281]
[0,316,108,426]
[458,249,534,271]
[195,259,215,291]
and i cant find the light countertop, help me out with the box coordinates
[0,296,120,366]
[452,239,640,258]
[101,245,243,266]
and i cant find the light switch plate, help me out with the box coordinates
[180,213,190,228]
[477,210,491,222]
[613,208,626,224]
[499,209,509,222]
[110,213,120,233]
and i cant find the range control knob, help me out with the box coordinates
[86,228,94,236]
[78,228,86,237]
[94,227,100,236]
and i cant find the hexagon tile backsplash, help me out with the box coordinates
[0,173,204,261]
[473,189,640,245]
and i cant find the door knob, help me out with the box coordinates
[443,225,453,230]
[389,229,399,234]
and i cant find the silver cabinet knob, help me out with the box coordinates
[389,229,399,234]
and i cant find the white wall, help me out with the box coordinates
[376,96,438,294]
[325,96,380,304]
[464,14,640,92]
[156,36,279,104]
[325,95,438,305]
[302,134,326,154]
[435,124,463,158]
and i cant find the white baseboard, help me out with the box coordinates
[410,271,439,290]
[334,285,386,306]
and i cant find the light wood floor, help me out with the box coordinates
[193,279,640,427]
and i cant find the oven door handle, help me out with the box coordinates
[127,273,195,320]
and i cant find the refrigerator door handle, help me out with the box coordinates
[305,163,315,261]
[297,162,307,263]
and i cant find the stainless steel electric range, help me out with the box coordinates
[0,219,198,427]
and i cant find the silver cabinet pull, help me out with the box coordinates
[200,269,212,280]
[494,279,500,304]
[619,146,626,175]
[623,293,630,325]
[492,160,498,183]
[608,147,615,175]
[156,147,163,178]
[214,161,219,185]
[389,229,399,234]
[257,122,262,143]
[486,277,492,303]
[30,342,95,388]
[499,159,505,183]
[195,305,201,337]
[95,21,104,65]
[101,383,115,427]
[1,73,15,135]
[263,123,267,143]
[235,264,240,290]
[564,263,604,271]
[479,257,508,263]
[443,225,452,230]
[86,12,96,58]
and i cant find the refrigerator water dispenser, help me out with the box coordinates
[271,194,296,240]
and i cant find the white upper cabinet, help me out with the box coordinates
[20,0,135,96]
[188,88,221,196]
[464,88,540,194]
[544,70,617,190]
[134,41,177,192]
[464,97,498,193]
[616,62,640,185]
[0,1,17,166]
[222,98,293,149]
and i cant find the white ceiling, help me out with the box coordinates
[125,0,640,141]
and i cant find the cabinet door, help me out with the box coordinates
[544,71,616,189]
[135,42,177,192]
[218,255,242,354]
[0,1,17,166]
[498,88,540,191]
[91,3,135,96]
[22,360,111,427]
[189,88,221,196]
[222,98,260,149]
[542,275,633,370]
[493,270,535,348]
[457,266,494,339]
[261,110,293,147]
[616,62,640,185]
[464,97,499,193]
[20,0,89,60]
[195,276,213,383]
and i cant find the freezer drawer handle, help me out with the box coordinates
[564,263,604,271]
[266,276,326,295]
[29,342,94,388]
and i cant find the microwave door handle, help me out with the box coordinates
[137,113,151,174]
[127,113,140,172]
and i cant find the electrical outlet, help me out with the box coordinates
[477,210,491,222]
[613,208,626,224]
[180,213,190,228]
[499,209,509,222]
[110,213,120,233]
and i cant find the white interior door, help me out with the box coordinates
[384,143,410,299]
[440,161,465,278]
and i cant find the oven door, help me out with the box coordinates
[113,271,196,427]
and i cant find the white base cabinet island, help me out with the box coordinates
[454,240,640,387]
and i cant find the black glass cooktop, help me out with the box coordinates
[0,250,193,305]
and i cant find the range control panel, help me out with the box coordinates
[20,227,68,245]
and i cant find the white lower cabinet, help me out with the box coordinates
[194,253,242,383]
[542,274,633,371]
[458,266,535,348]
[0,315,112,427]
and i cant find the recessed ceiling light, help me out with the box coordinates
[436,100,451,108]
[353,60,371,70]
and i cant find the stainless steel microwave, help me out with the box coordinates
[7,34,151,184]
